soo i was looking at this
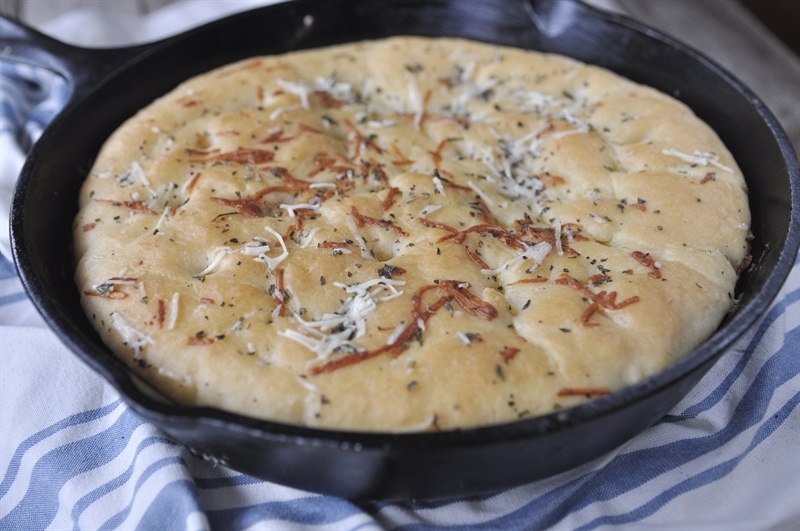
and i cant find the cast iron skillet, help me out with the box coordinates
[2,0,799,500]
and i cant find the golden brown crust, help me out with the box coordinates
[73,37,750,431]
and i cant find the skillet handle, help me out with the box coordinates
[0,14,151,99]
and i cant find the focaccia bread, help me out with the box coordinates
[73,37,750,432]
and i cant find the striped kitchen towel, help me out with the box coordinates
[1,2,798,529]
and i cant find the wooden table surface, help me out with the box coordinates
[1,0,798,154]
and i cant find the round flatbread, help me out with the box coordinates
[73,36,750,431]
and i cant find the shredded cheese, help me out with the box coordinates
[296,227,320,248]
[94,277,137,290]
[280,277,405,360]
[415,204,442,219]
[588,212,607,224]
[662,148,734,173]
[481,241,552,276]
[554,219,563,256]
[109,312,154,356]
[276,74,355,111]
[457,332,472,345]
[257,226,289,271]
[345,213,372,259]
[390,413,435,433]
[280,203,320,218]
[143,182,180,211]
[386,322,407,345]
[367,119,396,128]
[153,206,172,234]
[240,238,270,256]
[231,310,258,331]
[468,180,495,207]
[116,161,148,188]
[277,79,313,109]
[269,104,302,120]
[195,246,232,278]
[432,175,446,195]
[167,292,180,330]
[480,128,549,203]
[405,72,424,129]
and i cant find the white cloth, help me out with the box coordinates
[1,2,798,529]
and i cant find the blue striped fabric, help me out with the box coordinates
[0,61,68,150]
[1,42,798,531]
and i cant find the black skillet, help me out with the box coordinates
[2,0,799,500]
